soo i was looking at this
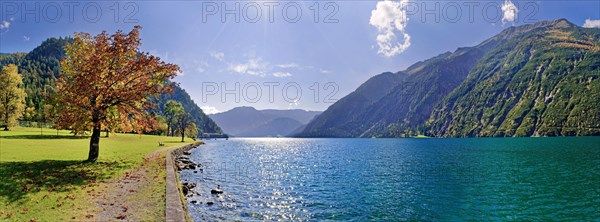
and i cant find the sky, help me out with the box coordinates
[1,0,599,114]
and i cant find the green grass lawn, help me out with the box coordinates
[0,127,194,221]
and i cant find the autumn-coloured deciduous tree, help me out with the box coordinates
[54,26,179,162]
[0,64,26,131]
[153,115,169,136]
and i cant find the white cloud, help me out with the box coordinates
[319,69,331,74]
[227,57,268,77]
[277,63,299,69]
[583,19,600,28]
[370,0,411,57]
[501,0,519,24]
[288,99,300,108]
[23,36,30,41]
[195,66,205,73]
[201,106,220,115]
[210,52,225,61]
[0,20,10,30]
[273,72,293,78]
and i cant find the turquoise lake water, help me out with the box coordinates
[179,137,600,221]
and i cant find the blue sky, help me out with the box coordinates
[1,0,599,113]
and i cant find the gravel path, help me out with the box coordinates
[92,147,171,221]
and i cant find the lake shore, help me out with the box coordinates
[166,141,204,222]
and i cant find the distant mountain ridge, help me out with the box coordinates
[209,107,321,137]
[299,19,600,138]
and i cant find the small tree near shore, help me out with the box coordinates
[186,122,198,141]
[174,110,193,142]
[0,64,26,131]
[54,26,179,162]
[164,100,184,137]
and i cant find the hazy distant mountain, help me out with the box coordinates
[299,19,600,138]
[209,107,321,137]
[299,72,409,137]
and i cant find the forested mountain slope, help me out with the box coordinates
[428,19,600,137]
[299,19,599,137]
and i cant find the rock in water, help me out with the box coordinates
[182,186,189,196]
[181,182,197,196]
[211,185,224,194]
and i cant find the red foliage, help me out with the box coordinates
[53,25,179,136]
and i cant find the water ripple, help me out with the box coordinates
[180,137,600,221]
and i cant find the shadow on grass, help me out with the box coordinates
[163,141,189,144]
[0,160,131,202]
[0,135,88,140]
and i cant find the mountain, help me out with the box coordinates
[300,19,600,138]
[0,37,70,119]
[0,37,222,134]
[209,107,321,137]
[237,117,304,137]
[260,109,323,124]
[299,37,496,137]
[150,85,222,134]
[428,19,600,137]
[299,72,408,137]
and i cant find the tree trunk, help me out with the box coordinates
[105,129,109,138]
[4,97,9,131]
[181,132,185,142]
[3,111,8,131]
[88,123,101,162]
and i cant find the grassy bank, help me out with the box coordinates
[0,127,195,221]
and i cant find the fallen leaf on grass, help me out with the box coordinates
[116,213,127,220]
[64,194,75,200]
